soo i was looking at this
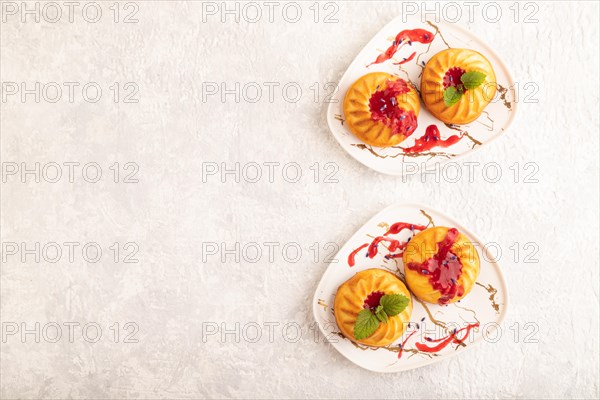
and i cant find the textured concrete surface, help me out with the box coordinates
[1,1,599,399]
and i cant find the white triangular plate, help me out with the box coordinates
[327,16,517,175]
[312,204,508,372]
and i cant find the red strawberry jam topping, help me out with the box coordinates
[406,228,465,305]
[363,291,385,310]
[369,79,418,137]
[443,67,466,90]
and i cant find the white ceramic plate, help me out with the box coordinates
[312,204,508,372]
[327,16,517,175]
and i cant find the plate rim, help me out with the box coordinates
[326,15,520,176]
[311,202,510,372]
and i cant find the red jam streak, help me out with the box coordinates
[414,323,479,353]
[396,51,416,65]
[406,228,465,305]
[367,236,403,259]
[347,243,369,267]
[347,221,424,267]
[397,329,419,359]
[385,222,426,236]
[403,125,464,153]
[363,291,385,310]
[369,80,418,137]
[397,322,479,358]
[368,29,434,67]
[443,67,466,89]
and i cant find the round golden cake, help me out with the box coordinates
[403,226,480,304]
[334,268,413,347]
[421,48,497,124]
[343,72,420,147]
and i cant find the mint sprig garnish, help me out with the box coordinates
[354,309,380,340]
[443,86,462,107]
[461,71,486,90]
[375,305,388,323]
[353,293,409,340]
[443,70,487,106]
[380,293,410,316]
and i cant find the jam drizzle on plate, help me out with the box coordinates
[348,244,369,267]
[367,236,404,259]
[396,51,417,65]
[397,329,419,359]
[385,222,426,236]
[415,322,479,353]
[403,124,464,153]
[397,322,480,358]
[347,222,426,267]
[368,28,434,67]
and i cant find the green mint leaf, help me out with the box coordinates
[443,86,462,107]
[461,71,486,90]
[354,309,380,340]
[375,305,388,323]
[380,294,409,317]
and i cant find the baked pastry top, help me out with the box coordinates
[403,226,480,304]
[343,72,421,147]
[334,268,413,347]
[421,48,497,125]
